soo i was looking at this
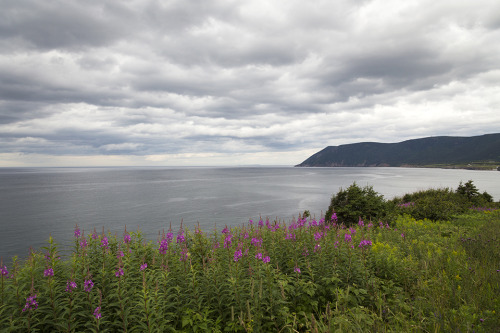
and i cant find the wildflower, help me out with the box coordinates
[94,307,102,320]
[1,265,8,277]
[262,256,270,264]
[176,232,185,243]
[179,248,188,262]
[115,268,124,277]
[222,226,229,234]
[233,249,243,262]
[331,213,338,222]
[66,280,77,293]
[314,243,321,252]
[140,263,147,271]
[251,237,263,247]
[84,279,94,292]
[358,219,364,227]
[294,266,301,274]
[22,294,38,312]
[344,233,352,243]
[314,232,323,241]
[255,253,263,260]
[159,239,169,254]
[358,240,372,248]
[248,219,253,225]
[224,234,233,248]
[92,232,98,240]
[302,248,309,257]
[117,251,124,258]
[123,233,131,244]
[80,239,88,248]
[479,318,484,323]
[258,219,264,227]
[367,222,373,228]
[401,233,405,239]
[44,268,54,277]
[74,227,81,238]
[100,236,109,249]
[349,227,356,236]
[285,232,296,241]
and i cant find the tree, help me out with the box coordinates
[325,182,388,226]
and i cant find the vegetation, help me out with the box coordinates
[1,183,499,332]
[325,183,389,226]
[296,133,500,167]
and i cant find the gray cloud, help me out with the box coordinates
[1,0,499,166]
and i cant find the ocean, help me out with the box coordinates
[1,166,498,261]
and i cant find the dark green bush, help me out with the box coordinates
[325,182,389,226]
[393,181,496,221]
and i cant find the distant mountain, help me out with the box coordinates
[296,133,500,169]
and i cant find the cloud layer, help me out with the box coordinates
[1,0,500,166]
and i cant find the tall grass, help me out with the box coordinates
[1,210,498,332]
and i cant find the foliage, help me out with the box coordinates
[1,193,499,332]
[325,182,390,226]
[392,181,497,221]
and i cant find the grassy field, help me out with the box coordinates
[1,207,499,332]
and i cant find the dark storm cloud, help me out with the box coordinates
[1,0,499,166]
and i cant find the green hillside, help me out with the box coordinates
[296,133,500,169]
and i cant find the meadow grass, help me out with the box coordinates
[1,210,499,332]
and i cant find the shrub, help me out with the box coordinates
[325,182,389,226]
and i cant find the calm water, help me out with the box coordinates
[1,166,499,261]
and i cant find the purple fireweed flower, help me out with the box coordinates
[358,240,372,248]
[1,265,8,277]
[349,227,356,236]
[242,232,249,239]
[302,248,309,257]
[115,268,124,277]
[74,227,81,238]
[92,232,98,240]
[233,249,243,262]
[251,237,263,247]
[224,234,233,248]
[80,239,88,248]
[344,233,352,243]
[334,241,339,248]
[159,239,169,254]
[101,236,109,249]
[179,248,188,262]
[309,219,318,227]
[358,219,364,227]
[222,226,229,234]
[479,318,484,322]
[401,233,405,239]
[84,279,94,292]
[165,232,173,243]
[262,256,270,264]
[314,243,321,252]
[66,280,77,293]
[94,307,102,320]
[379,222,384,229]
[22,294,38,312]
[248,219,253,225]
[331,213,338,222]
[255,253,263,260]
[258,219,264,227]
[123,233,131,244]
[140,263,147,271]
[117,251,124,258]
[367,222,373,228]
[314,232,323,242]
[176,232,185,243]
[285,232,296,241]
[294,266,301,274]
[44,268,54,277]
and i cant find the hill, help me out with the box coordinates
[296,133,500,169]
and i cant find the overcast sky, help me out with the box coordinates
[1,0,499,167]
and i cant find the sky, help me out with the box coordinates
[1,0,500,167]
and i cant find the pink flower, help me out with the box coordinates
[94,307,102,320]
[140,263,148,271]
[262,256,270,264]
